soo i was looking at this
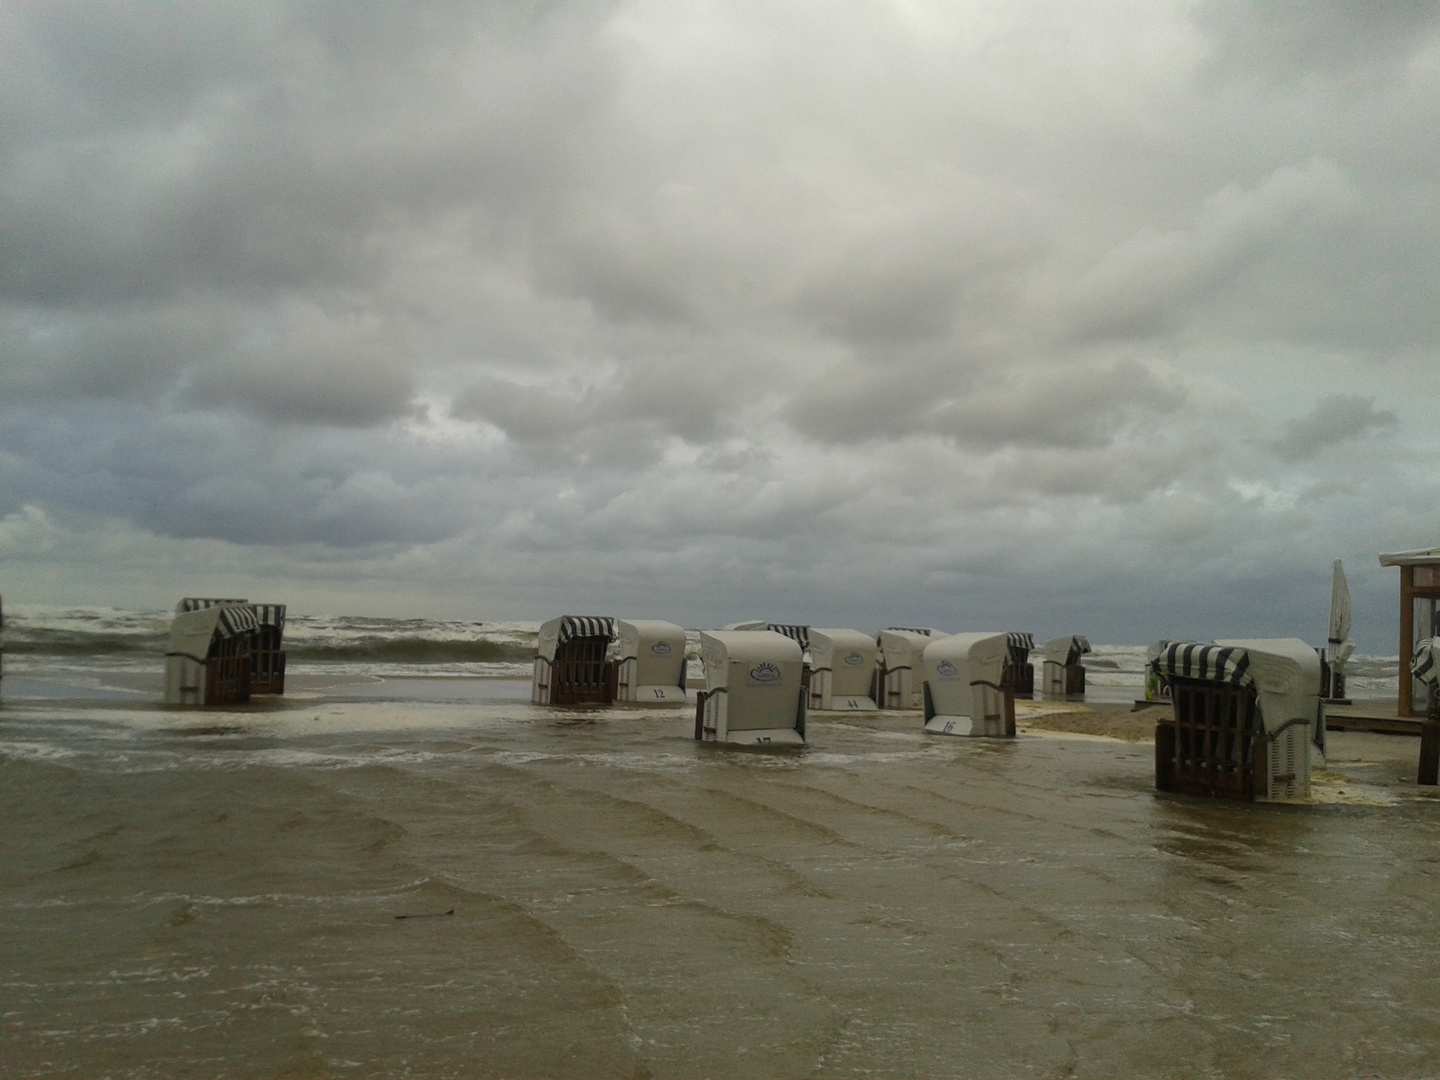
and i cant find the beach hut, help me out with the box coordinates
[920,632,1032,737]
[175,598,287,695]
[694,631,807,745]
[1378,547,1440,715]
[1041,635,1091,697]
[613,619,689,703]
[1150,638,1324,802]
[164,602,260,706]
[875,628,942,710]
[807,628,879,710]
[532,616,619,705]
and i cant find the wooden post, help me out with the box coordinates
[1400,566,1415,716]
[1155,723,1176,792]
[1420,687,1440,786]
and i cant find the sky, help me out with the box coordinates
[2,0,1438,650]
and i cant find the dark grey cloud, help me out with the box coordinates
[1198,0,1440,81]
[1060,160,1356,343]
[0,0,1437,648]
[182,305,419,427]
[789,356,1186,451]
[0,303,233,402]
[0,403,500,547]
[0,0,619,306]
[1272,394,1398,462]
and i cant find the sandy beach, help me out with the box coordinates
[6,669,1440,1078]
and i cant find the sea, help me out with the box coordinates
[2,606,1436,1079]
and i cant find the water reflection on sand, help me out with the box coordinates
[2,678,1438,1078]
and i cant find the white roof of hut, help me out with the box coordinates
[1150,638,1322,734]
[1043,635,1091,666]
[1379,547,1440,567]
[168,604,259,664]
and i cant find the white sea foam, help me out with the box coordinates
[0,605,1405,701]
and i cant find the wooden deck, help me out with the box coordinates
[1139,697,1424,736]
[1322,699,1423,736]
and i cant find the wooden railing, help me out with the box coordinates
[205,636,252,706]
[1156,679,1257,800]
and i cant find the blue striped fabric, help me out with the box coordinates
[251,604,286,630]
[1006,632,1035,663]
[178,597,248,612]
[767,624,810,651]
[214,605,260,640]
[1152,640,1255,688]
[558,616,616,643]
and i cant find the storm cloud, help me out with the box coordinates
[2,0,1438,647]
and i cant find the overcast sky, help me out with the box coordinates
[2,0,1438,649]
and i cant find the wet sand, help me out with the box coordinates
[4,685,1440,1078]
[1018,699,1168,742]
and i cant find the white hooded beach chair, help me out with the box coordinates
[1150,638,1324,802]
[921,632,1032,737]
[613,619,688,703]
[1041,635,1091,698]
[164,602,261,706]
[176,598,288,696]
[876,628,942,710]
[694,631,807,745]
[533,615,619,705]
[805,628,878,710]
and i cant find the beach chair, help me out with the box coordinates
[694,631,806,745]
[1041,635,1090,697]
[613,619,689,703]
[1150,638,1324,801]
[807,628,878,710]
[921,632,1032,737]
[532,616,619,705]
[164,602,259,706]
[875,628,942,710]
